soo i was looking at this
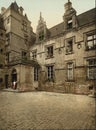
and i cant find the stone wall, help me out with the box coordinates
[31,24,96,94]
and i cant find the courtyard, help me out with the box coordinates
[0,91,95,130]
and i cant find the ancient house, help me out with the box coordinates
[30,1,96,94]
[1,1,39,91]
[1,1,96,94]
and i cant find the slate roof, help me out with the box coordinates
[77,8,96,26]
[49,8,96,38]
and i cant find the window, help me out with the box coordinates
[24,35,28,44]
[22,51,27,59]
[67,19,72,29]
[32,51,37,59]
[39,31,44,41]
[6,33,10,46]
[46,46,53,58]
[22,21,27,32]
[86,32,96,50]
[7,18,9,24]
[87,59,96,80]
[0,48,3,54]
[47,66,54,80]
[66,39,73,54]
[34,68,38,81]
[6,52,10,63]
[0,64,3,68]
[67,63,73,80]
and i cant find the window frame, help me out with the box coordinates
[67,62,74,81]
[22,20,27,32]
[86,31,96,50]
[6,52,10,63]
[39,31,44,41]
[6,33,10,46]
[46,45,54,58]
[34,67,39,81]
[87,59,96,80]
[46,65,54,81]
[22,51,27,59]
[32,50,37,60]
[65,37,74,54]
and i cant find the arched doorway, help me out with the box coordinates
[11,69,17,89]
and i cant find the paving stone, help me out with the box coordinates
[0,91,95,130]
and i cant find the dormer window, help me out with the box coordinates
[36,12,47,43]
[39,31,44,41]
[67,19,72,29]
[63,1,77,31]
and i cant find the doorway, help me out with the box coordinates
[5,74,9,88]
[11,69,17,89]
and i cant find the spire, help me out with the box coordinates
[40,12,42,20]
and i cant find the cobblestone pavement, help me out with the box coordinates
[0,91,96,130]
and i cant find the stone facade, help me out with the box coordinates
[0,15,5,89]
[30,1,96,94]
[1,1,38,90]
[1,1,96,94]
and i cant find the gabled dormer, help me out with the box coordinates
[63,0,78,31]
[36,12,48,43]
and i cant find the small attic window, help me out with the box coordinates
[67,19,72,29]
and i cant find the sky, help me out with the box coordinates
[0,0,95,32]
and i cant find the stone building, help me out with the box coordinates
[1,1,39,91]
[1,0,96,94]
[30,0,96,94]
[0,15,5,89]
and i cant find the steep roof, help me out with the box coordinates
[49,22,64,38]
[77,8,96,26]
[49,8,95,38]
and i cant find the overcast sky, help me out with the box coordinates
[0,0,95,32]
